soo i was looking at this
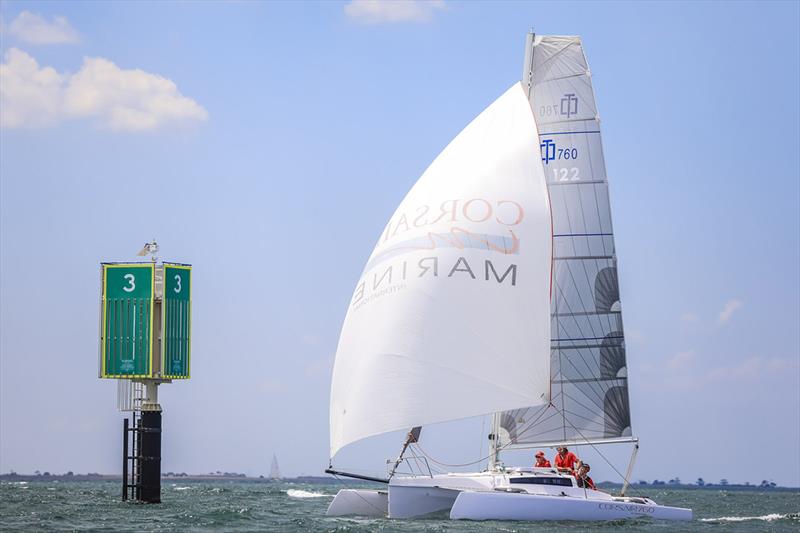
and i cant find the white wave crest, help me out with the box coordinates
[286,489,330,499]
[173,486,191,491]
[700,513,792,523]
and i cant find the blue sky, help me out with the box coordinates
[1,1,798,487]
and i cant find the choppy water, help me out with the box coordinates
[1,480,798,532]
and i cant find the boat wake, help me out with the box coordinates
[700,512,798,523]
[286,489,330,499]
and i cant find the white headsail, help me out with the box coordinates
[500,35,634,447]
[330,82,553,458]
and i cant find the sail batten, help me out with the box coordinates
[330,83,553,458]
[501,34,633,448]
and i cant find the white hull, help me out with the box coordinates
[450,490,692,521]
[388,485,460,518]
[326,489,387,518]
[326,469,692,522]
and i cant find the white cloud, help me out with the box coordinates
[0,48,63,128]
[718,299,742,325]
[706,356,797,382]
[668,350,695,370]
[680,312,699,323]
[344,0,447,24]
[1,48,208,131]
[8,11,79,45]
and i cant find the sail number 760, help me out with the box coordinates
[540,139,578,165]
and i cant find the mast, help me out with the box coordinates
[488,413,501,471]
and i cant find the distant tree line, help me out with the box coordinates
[636,477,778,488]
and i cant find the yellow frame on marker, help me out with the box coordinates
[161,263,192,380]
[99,262,155,379]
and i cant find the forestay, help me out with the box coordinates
[500,35,633,447]
[330,83,552,458]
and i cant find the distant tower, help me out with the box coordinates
[270,454,282,480]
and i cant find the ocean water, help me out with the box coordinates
[1,480,798,532]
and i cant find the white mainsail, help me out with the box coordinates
[330,83,553,458]
[500,35,634,447]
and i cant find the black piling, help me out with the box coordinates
[138,411,162,503]
[122,418,129,501]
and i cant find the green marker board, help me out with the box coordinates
[100,263,154,378]
[162,264,191,379]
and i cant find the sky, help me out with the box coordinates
[0,1,798,487]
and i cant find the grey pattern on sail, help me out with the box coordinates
[501,35,632,446]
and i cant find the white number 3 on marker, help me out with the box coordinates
[174,274,182,293]
[123,274,136,293]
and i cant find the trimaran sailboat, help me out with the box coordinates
[324,33,692,522]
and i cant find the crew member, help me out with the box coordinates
[534,451,551,468]
[554,446,579,473]
[574,463,596,490]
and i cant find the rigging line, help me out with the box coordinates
[532,38,579,79]
[554,233,614,238]
[553,268,610,377]
[555,231,606,366]
[553,341,610,414]
[606,386,630,432]
[512,410,567,440]
[539,130,601,136]
[552,348,608,415]
[507,403,559,441]
[554,190,603,342]
[553,283,614,410]
[560,408,606,431]
[412,442,495,468]
[554,335,624,342]
[479,415,486,461]
[562,390,612,427]
[597,151,621,338]
[571,194,609,345]
[553,403,637,493]
[329,472,387,514]
[591,183,609,254]
[410,450,426,476]
[586,186,615,337]
[538,71,589,84]
[413,403,561,469]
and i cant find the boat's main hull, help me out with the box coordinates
[326,471,692,522]
[449,490,693,521]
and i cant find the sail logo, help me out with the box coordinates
[540,139,556,164]
[540,139,578,165]
[561,93,578,117]
[351,256,519,311]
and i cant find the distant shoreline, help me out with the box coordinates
[1,473,797,490]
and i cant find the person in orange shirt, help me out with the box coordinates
[554,446,579,473]
[534,451,551,468]
[574,463,596,490]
